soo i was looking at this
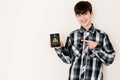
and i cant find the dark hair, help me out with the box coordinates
[74,1,92,15]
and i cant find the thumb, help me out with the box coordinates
[81,40,89,42]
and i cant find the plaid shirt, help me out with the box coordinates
[55,24,115,80]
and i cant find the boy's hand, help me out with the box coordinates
[81,40,98,49]
[54,41,64,49]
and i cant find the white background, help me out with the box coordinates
[0,0,120,80]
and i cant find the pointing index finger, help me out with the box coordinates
[81,40,89,42]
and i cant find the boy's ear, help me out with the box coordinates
[91,12,94,18]
[91,12,93,17]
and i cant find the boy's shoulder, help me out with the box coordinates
[95,28,107,35]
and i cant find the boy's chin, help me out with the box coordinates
[81,24,88,27]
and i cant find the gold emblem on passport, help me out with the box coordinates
[53,37,58,43]
[50,33,60,47]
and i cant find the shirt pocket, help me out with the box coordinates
[89,53,96,58]
[89,50,97,58]
[89,52,101,62]
[71,43,82,57]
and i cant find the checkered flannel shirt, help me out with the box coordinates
[55,24,115,80]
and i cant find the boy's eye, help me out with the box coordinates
[78,14,81,16]
[77,13,88,17]
[77,14,82,16]
[85,13,88,15]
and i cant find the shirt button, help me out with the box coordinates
[83,66,85,71]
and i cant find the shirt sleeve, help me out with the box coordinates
[92,34,115,66]
[55,36,79,64]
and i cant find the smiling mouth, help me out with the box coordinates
[81,20,87,24]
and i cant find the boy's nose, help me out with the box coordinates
[81,15,85,20]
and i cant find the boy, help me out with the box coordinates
[54,1,115,80]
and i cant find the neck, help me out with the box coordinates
[83,23,92,30]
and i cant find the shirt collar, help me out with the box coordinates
[79,23,95,33]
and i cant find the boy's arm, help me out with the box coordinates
[92,34,115,66]
[55,37,80,64]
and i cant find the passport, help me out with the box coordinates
[50,33,60,47]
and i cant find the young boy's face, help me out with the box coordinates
[76,11,93,29]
